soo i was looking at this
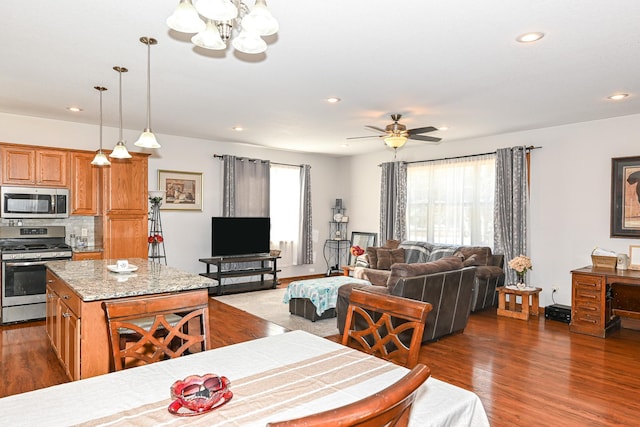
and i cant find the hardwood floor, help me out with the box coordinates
[2,298,640,426]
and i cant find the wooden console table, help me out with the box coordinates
[199,255,280,296]
[570,266,640,338]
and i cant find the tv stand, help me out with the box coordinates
[198,255,280,296]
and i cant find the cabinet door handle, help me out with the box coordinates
[578,305,597,311]
[580,318,597,324]
[62,295,70,300]
[62,312,70,318]
[580,294,597,299]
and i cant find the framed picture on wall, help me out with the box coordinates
[158,170,203,211]
[611,156,640,237]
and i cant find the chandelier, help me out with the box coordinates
[166,0,279,54]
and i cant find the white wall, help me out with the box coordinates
[0,112,345,278]
[344,113,640,307]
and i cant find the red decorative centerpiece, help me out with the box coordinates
[168,374,233,416]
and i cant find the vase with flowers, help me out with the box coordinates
[508,255,532,289]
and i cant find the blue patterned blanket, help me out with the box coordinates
[283,276,371,316]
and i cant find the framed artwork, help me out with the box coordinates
[349,231,378,266]
[611,156,640,237]
[158,170,203,211]
[629,245,640,270]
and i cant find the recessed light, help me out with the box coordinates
[608,93,629,101]
[66,107,82,112]
[232,126,244,131]
[516,32,545,43]
[438,126,449,131]
[326,97,341,103]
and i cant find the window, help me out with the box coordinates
[406,154,495,246]
[270,165,301,266]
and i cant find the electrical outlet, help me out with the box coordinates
[552,286,559,293]
[81,228,88,237]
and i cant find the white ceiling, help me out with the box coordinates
[1,0,639,157]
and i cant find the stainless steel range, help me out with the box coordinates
[0,226,72,324]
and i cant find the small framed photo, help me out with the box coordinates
[158,170,203,211]
[341,216,349,223]
[629,245,640,270]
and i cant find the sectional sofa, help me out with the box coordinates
[336,241,505,343]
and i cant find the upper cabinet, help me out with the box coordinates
[1,145,69,187]
[70,151,99,216]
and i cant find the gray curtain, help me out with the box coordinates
[222,155,270,217]
[298,164,313,264]
[380,161,407,243]
[494,146,529,285]
[222,155,270,275]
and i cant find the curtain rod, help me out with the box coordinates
[380,145,541,166]
[213,154,304,168]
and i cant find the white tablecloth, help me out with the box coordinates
[0,331,489,426]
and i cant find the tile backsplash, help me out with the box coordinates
[1,216,98,247]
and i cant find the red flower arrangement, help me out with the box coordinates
[148,234,164,243]
[350,245,365,257]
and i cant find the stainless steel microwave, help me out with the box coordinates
[0,186,69,218]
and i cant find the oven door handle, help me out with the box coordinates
[4,260,50,267]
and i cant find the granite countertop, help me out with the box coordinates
[46,258,215,302]
[72,246,104,253]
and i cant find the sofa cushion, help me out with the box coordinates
[453,246,493,266]
[365,247,380,269]
[463,254,480,267]
[383,239,401,249]
[376,248,405,270]
[386,256,464,292]
[428,245,459,261]
[354,267,390,287]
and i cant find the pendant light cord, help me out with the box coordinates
[146,40,151,130]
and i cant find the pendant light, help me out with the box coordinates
[91,86,111,166]
[134,36,161,149]
[110,66,132,159]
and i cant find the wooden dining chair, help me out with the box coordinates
[341,289,432,368]
[266,363,431,427]
[102,290,210,371]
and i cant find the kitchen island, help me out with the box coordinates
[45,258,215,381]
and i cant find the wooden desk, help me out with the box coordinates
[497,286,542,320]
[570,266,640,338]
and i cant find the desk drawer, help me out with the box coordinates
[573,274,603,291]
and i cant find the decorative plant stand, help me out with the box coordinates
[148,191,167,264]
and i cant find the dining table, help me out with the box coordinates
[0,330,489,426]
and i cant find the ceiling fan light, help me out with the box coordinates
[110,141,132,159]
[91,151,111,166]
[232,29,267,54]
[134,130,161,148]
[196,0,238,21]
[167,0,206,33]
[384,135,407,149]
[192,19,227,49]
[241,0,278,36]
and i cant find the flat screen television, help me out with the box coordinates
[211,217,271,257]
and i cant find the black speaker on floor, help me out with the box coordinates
[545,304,571,324]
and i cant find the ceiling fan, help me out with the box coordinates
[347,114,442,150]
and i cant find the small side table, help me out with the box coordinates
[497,286,542,320]
[342,265,355,276]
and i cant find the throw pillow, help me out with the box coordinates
[376,248,405,270]
[383,239,401,249]
[366,247,381,269]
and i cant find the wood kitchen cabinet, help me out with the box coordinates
[46,271,81,381]
[70,151,99,215]
[100,153,149,259]
[72,251,103,261]
[1,145,69,187]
